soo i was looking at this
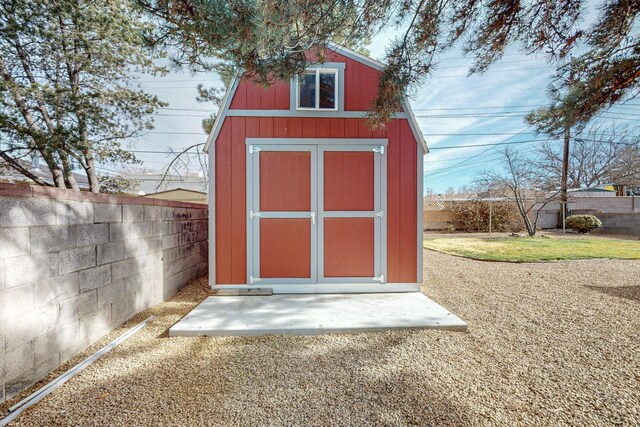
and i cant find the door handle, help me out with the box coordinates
[310,212,316,224]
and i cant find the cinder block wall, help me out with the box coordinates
[571,196,636,213]
[0,184,208,402]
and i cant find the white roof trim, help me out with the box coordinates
[203,43,428,154]
[326,42,386,71]
[203,76,240,153]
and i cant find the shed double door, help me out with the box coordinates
[247,143,386,286]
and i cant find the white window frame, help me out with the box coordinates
[296,68,339,111]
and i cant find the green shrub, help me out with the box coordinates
[566,215,602,233]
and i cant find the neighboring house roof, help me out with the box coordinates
[0,161,90,189]
[203,42,428,153]
[122,171,207,195]
[144,187,207,204]
[568,188,616,193]
[146,188,207,197]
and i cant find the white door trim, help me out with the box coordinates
[245,139,389,289]
[317,145,387,284]
[247,144,318,285]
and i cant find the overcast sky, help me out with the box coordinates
[126,13,635,194]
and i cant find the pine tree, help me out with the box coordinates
[140,0,639,128]
[0,0,166,191]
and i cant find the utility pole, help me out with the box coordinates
[488,190,492,235]
[561,58,574,233]
[561,118,570,233]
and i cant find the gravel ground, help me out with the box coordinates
[2,251,639,426]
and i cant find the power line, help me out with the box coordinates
[159,107,213,112]
[137,65,557,89]
[430,138,544,150]
[413,104,542,111]
[437,58,548,69]
[599,115,639,122]
[431,66,552,79]
[155,113,210,117]
[426,128,535,176]
[423,131,538,136]
[151,104,640,114]
[128,150,202,154]
[147,131,205,135]
[414,113,528,119]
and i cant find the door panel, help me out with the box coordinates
[249,145,317,284]
[324,217,374,277]
[318,146,385,283]
[260,218,311,278]
[324,152,374,211]
[260,151,311,211]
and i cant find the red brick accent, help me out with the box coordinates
[32,186,80,201]
[0,182,33,198]
[153,199,170,206]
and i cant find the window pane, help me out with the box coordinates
[319,71,336,109]
[298,72,316,108]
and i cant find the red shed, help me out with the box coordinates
[204,44,428,293]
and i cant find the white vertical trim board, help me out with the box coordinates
[246,145,319,285]
[208,137,216,287]
[203,76,240,153]
[417,144,424,286]
[317,144,386,284]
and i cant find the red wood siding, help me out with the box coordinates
[260,218,311,278]
[228,51,382,112]
[324,151,374,211]
[230,79,290,110]
[215,116,417,284]
[260,151,311,212]
[324,217,375,277]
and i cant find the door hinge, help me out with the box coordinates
[373,275,385,283]
[373,146,385,155]
[249,146,262,154]
[249,276,262,284]
[249,210,261,220]
[374,210,384,218]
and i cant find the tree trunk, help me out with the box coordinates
[39,150,65,188]
[60,151,80,190]
[524,216,536,236]
[515,196,536,236]
[85,154,99,193]
[51,168,66,188]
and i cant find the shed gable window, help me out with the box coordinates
[297,69,338,110]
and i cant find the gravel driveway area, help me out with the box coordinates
[2,251,639,426]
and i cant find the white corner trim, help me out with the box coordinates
[401,99,429,154]
[327,42,386,71]
[208,138,216,287]
[203,76,240,153]
[417,143,424,286]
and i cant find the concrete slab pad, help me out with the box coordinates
[169,293,467,337]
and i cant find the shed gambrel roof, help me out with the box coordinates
[203,43,427,153]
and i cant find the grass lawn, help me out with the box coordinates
[424,235,640,262]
